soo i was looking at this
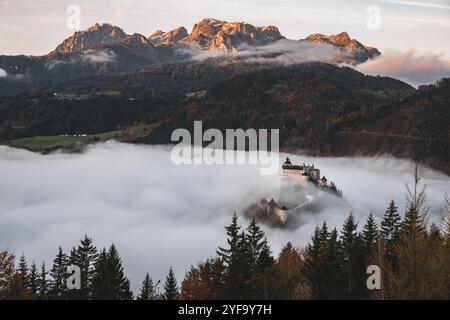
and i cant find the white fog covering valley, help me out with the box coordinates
[1,142,449,292]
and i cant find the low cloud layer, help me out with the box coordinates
[80,49,117,63]
[356,50,450,87]
[0,142,449,292]
[188,39,341,65]
[0,68,7,78]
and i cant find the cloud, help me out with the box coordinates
[80,49,117,63]
[44,59,69,70]
[356,50,450,87]
[380,0,450,10]
[0,68,7,78]
[0,142,449,292]
[187,39,342,66]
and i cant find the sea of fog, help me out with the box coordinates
[1,142,449,292]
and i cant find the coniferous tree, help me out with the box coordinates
[390,169,429,299]
[340,213,359,299]
[253,240,276,299]
[302,225,326,298]
[37,262,49,300]
[108,244,133,300]
[91,245,133,300]
[217,214,252,299]
[27,262,39,299]
[75,235,98,299]
[322,228,345,299]
[164,267,178,300]
[381,200,402,266]
[137,272,157,300]
[246,219,267,270]
[66,247,81,299]
[362,213,379,254]
[217,213,240,267]
[90,249,109,299]
[49,247,69,299]
[8,254,31,299]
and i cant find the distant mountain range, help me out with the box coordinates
[0,19,448,175]
[0,18,380,96]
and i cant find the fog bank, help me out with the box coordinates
[0,142,449,292]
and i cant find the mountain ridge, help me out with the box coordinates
[0,18,381,89]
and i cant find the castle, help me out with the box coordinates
[282,157,340,194]
[282,157,327,185]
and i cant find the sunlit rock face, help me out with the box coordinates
[305,32,380,64]
[53,23,127,54]
[148,27,189,45]
[180,18,284,52]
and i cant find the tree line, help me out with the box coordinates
[1,177,449,300]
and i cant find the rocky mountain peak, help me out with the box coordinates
[123,33,150,46]
[54,23,127,54]
[148,26,188,45]
[182,18,284,51]
[305,32,380,64]
[329,32,351,45]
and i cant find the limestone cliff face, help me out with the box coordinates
[305,32,380,64]
[148,18,284,51]
[182,18,284,51]
[148,27,189,45]
[53,23,127,54]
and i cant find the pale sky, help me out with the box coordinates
[0,0,449,58]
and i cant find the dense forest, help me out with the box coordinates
[1,174,449,300]
[1,61,448,174]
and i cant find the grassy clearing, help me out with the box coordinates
[1,123,162,152]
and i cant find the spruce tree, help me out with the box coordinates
[381,200,402,266]
[164,267,178,300]
[362,213,379,253]
[253,240,275,300]
[66,247,81,299]
[49,246,69,299]
[37,262,48,300]
[91,245,133,300]
[381,200,401,242]
[322,228,345,299]
[402,167,428,236]
[392,168,429,299]
[302,226,326,298]
[340,213,359,299]
[75,235,97,299]
[27,262,39,299]
[108,244,133,300]
[256,239,275,270]
[217,213,241,266]
[246,219,267,270]
[217,214,252,299]
[90,249,109,299]
[137,272,157,300]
